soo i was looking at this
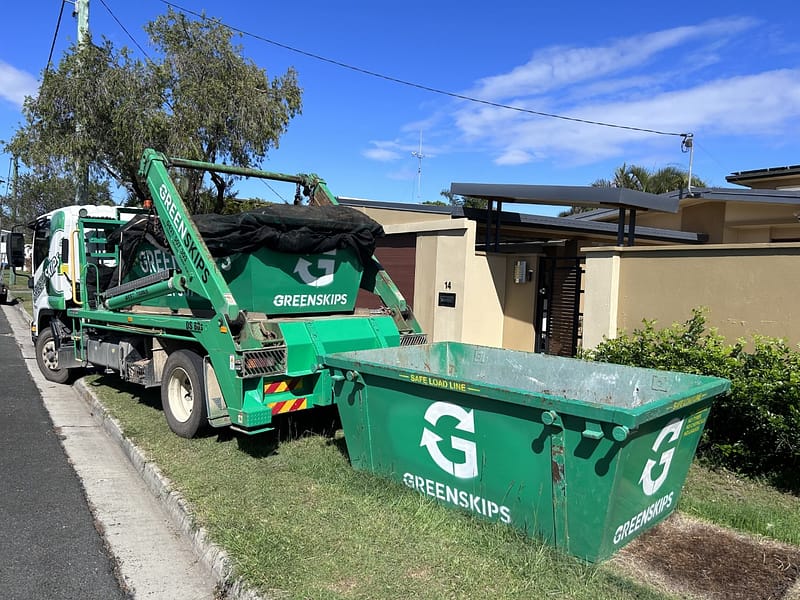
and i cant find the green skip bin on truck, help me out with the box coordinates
[23,149,730,562]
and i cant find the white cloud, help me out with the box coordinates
[0,61,38,106]
[363,146,402,162]
[494,149,534,166]
[468,17,757,101]
[363,135,443,163]
[454,69,800,166]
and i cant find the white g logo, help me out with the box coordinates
[420,402,478,479]
[639,418,684,496]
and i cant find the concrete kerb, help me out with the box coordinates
[18,301,264,600]
[73,377,264,600]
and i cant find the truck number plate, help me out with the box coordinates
[185,320,204,332]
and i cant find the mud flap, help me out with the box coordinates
[204,357,231,427]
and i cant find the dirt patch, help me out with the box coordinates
[613,513,800,600]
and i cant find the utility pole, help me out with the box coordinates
[74,0,90,205]
[7,157,18,284]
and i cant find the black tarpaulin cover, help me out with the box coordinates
[106,204,384,287]
[192,204,384,262]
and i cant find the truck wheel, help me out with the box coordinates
[161,349,208,438]
[35,327,71,384]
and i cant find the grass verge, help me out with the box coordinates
[4,271,32,315]
[680,461,800,546]
[86,374,672,600]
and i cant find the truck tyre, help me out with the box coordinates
[161,349,208,438]
[35,327,71,384]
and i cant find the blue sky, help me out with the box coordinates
[2,0,799,214]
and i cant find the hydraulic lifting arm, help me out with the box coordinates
[138,149,244,325]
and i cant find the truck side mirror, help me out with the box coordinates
[9,233,25,269]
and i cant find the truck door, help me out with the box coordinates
[30,213,73,312]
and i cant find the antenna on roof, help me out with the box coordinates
[681,133,695,195]
[411,131,425,199]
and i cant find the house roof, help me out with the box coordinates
[336,197,454,215]
[727,165,800,186]
[448,183,680,213]
[661,187,800,204]
[337,198,706,245]
[454,207,705,245]
[572,186,800,222]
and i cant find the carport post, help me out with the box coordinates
[627,209,637,246]
[494,200,503,251]
[485,199,493,249]
[617,207,626,246]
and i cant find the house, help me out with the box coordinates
[343,163,800,354]
[343,185,695,356]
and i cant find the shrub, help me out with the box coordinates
[584,309,800,491]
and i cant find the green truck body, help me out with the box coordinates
[30,149,424,436]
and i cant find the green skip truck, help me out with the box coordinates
[25,149,729,561]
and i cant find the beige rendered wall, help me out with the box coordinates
[413,221,506,346]
[353,207,540,349]
[500,255,540,351]
[351,206,450,226]
[583,243,800,348]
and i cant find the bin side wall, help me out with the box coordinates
[568,402,712,561]
[335,374,558,541]
[328,342,724,412]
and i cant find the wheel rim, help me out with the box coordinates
[41,338,60,372]
[166,367,194,423]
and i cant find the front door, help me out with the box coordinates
[535,256,584,356]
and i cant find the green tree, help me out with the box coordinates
[5,168,112,229]
[8,8,302,214]
[592,163,706,194]
[560,163,707,217]
[439,188,488,209]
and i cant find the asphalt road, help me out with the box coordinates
[0,309,127,599]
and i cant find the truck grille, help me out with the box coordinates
[240,346,287,378]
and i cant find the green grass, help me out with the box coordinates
[4,270,32,315]
[86,375,672,600]
[680,461,800,546]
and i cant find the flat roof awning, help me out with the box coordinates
[449,183,679,213]
[449,183,681,248]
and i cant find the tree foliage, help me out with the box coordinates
[591,163,706,194]
[439,189,488,209]
[7,168,113,229]
[559,163,707,217]
[7,8,302,214]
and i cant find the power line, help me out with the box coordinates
[46,0,68,71]
[157,0,686,138]
[98,0,153,61]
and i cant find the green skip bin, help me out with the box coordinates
[325,342,730,562]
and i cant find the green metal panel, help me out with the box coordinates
[326,342,730,562]
[224,247,363,315]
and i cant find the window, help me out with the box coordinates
[32,221,51,268]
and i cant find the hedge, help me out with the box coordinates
[584,309,800,491]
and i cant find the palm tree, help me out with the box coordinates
[594,163,705,194]
[560,164,707,216]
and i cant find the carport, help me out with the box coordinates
[449,183,683,250]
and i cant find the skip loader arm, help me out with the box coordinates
[138,149,244,326]
[139,148,422,335]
